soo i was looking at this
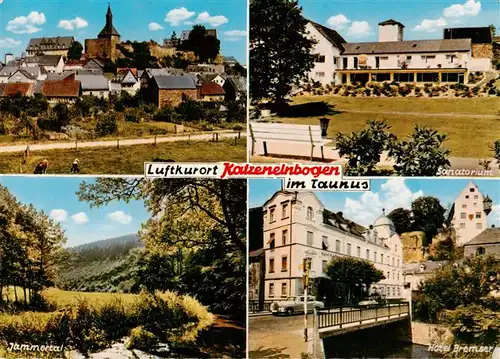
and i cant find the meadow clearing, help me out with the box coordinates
[0,287,214,358]
[274,96,500,158]
[0,138,247,174]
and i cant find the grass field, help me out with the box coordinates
[290,96,500,115]
[0,138,246,174]
[275,97,500,158]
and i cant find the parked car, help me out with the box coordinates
[271,296,325,316]
[357,298,379,308]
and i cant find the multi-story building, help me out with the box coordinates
[25,36,75,57]
[85,4,121,62]
[449,182,493,246]
[261,191,404,301]
[307,19,493,85]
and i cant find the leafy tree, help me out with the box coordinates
[68,41,84,60]
[318,257,385,306]
[225,97,246,123]
[199,35,220,63]
[176,98,205,122]
[413,256,499,324]
[411,196,446,243]
[335,120,396,176]
[390,126,450,176]
[431,237,457,261]
[250,0,316,106]
[387,208,413,235]
[95,112,118,136]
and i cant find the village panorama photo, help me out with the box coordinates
[0,0,247,174]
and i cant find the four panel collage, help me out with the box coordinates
[0,0,498,358]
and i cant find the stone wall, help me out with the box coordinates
[402,231,427,263]
[464,243,500,258]
[411,322,453,346]
[158,88,198,108]
[472,44,493,59]
[85,36,119,62]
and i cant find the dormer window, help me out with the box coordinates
[419,264,426,272]
[307,207,314,220]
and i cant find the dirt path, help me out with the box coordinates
[0,131,240,153]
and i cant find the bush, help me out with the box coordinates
[126,326,159,351]
[445,305,499,346]
[153,106,178,122]
[95,113,118,137]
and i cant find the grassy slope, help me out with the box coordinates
[276,97,500,158]
[0,138,247,174]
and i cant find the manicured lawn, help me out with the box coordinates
[290,96,500,115]
[273,96,500,158]
[0,138,246,174]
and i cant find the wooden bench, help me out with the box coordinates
[249,122,329,161]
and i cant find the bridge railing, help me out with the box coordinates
[249,300,274,313]
[317,302,409,329]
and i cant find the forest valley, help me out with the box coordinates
[0,179,246,358]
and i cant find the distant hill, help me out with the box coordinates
[56,234,144,293]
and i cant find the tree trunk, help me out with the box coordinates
[218,181,245,254]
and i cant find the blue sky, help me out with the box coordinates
[0,176,149,247]
[0,0,247,63]
[249,178,500,228]
[301,0,498,42]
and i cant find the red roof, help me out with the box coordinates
[42,77,80,97]
[117,67,137,76]
[3,83,33,97]
[200,82,225,96]
[65,59,88,66]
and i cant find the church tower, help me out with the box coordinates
[84,3,121,61]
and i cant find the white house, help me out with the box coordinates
[305,21,346,85]
[75,74,110,98]
[24,55,64,73]
[262,191,404,301]
[449,181,493,247]
[113,68,140,95]
[305,18,493,85]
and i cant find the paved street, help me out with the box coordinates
[249,314,314,359]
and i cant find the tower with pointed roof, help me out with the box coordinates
[84,3,121,62]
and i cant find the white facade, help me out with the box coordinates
[451,182,490,247]
[306,22,342,85]
[262,191,404,301]
[341,52,470,71]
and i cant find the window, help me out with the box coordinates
[466,195,469,199]
[474,195,478,199]
[393,73,414,82]
[314,55,326,63]
[335,240,341,253]
[347,243,352,255]
[357,246,361,258]
[460,223,466,229]
[354,57,358,69]
[281,282,287,297]
[381,253,384,263]
[333,57,337,65]
[470,188,475,192]
[397,259,400,267]
[282,203,288,219]
[461,212,466,219]
[406,55,412,60]
[322,260,328,273]
[374,251,377,262]
[282,230,288,246]
[281,256,288,272]
[397,272,400,280]
[372,73,391,82]
[387,271,390,279]
[269,208,275,222]
[269,233,275,249]
[392,258,395,266]
[322,236,329,250]
[307,207,314,220]
[307,231,314,246]
[269,258,275,273]
[476,223,482,230]
[269,283,274,297]
[416,72,439,82]
[315,72,325,77]
[343,57,348,69]
[366,249,370,260]
[476,247,485,255]
[441,72,459,82]
[475,212,481,219]
[462,204,467,209]
[421,55,436,62]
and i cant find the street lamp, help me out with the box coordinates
[319,117,331,137]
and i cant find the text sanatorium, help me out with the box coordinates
[145,163,342,179]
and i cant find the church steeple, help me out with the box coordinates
[98,3,120,39]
